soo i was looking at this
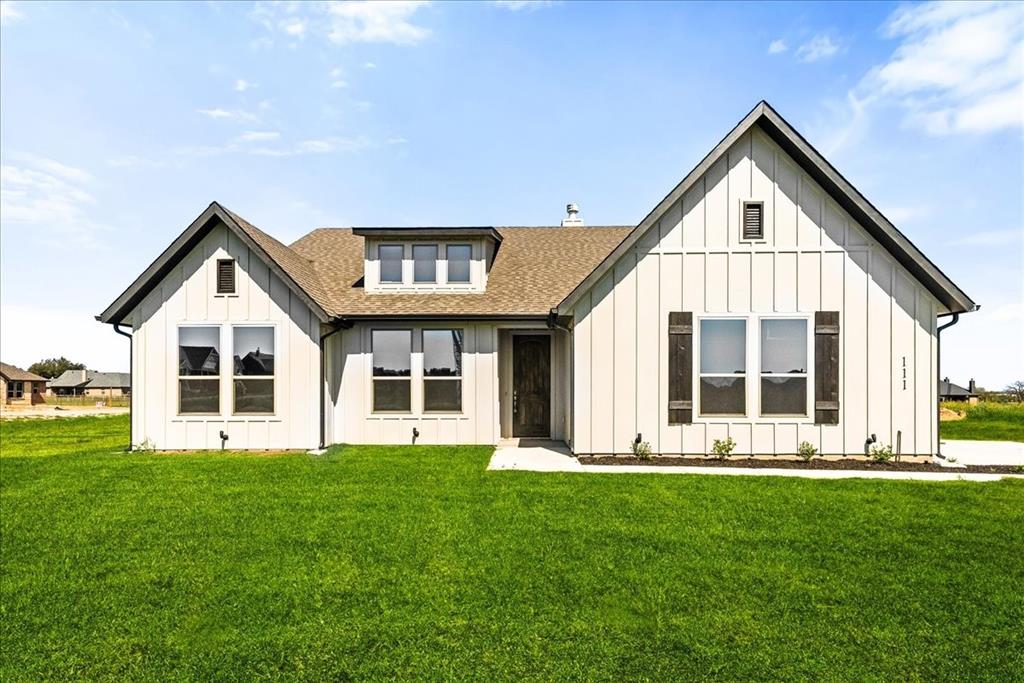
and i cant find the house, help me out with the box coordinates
[939,377,979,405]
[98,101,976,457]
[0,363,48,406]
[50,370,131,397]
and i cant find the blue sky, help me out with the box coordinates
[1,1,1022,389]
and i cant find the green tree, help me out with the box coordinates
[27,357,86,379]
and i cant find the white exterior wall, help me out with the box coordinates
[327,322,570,445]
[129,223,321,450]
[572,128,939,456]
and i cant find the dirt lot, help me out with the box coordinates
[0,404,129,419]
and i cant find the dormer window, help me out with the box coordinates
[446,244,471,283]
[379,244,403,283]
[413,244,438,283]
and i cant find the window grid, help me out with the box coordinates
[423,329,463,413]
[371,329,412,413]
[232,326,275,415]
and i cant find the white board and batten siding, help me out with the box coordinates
[326,323,571,446]
[129,223,321,450]
[572,128,939,457]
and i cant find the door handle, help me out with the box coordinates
[513,390,518,414]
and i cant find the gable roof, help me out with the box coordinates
[555,100,977,316]
[289,226,632,317]
[939,379,975,398]
[0,362,46,382]
[50,370,131,388]
[98,202,333,325]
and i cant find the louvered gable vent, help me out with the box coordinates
[216,259,236,294]
[742,201,764,240]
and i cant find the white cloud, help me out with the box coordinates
[0,155,107,248]
[236,131,281,142]
[767,39,787,55]
[250,1,430,46]
[330,80,348,89]
[329,67,347,88]
[234,79,257,92]
[866,1,1024,136]
[1,0,23,25]
[949,228,1024,247]
[386,137,408,145]
[491,0,555,10]
[0,304,129,372]
[796,34,839,62]
[363,61,376,69]
[197,108,259,123]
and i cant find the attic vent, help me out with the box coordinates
[742,201,764,240]
[217,259,236,294]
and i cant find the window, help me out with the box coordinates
[7,381,23,399]
[372,330,411,411]
[379,244,404,283]
[179,327,220,414]
[423,329,463,412]
[233,326,274,414]
[446,244,471,283]
[413,244,438,283]
[760,318,808,415]
[742,201,764,240]
[216,259,236,294]
[699,319,746,415]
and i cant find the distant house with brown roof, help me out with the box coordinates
[97,101,976,456]
[0,363,47,405]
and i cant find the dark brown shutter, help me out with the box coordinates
[216,259,235,294]
[668,312,693,425]
[814,311,839,425]
[742,202,763,240]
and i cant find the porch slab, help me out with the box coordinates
[488,441,582,472]
[940,440,1024,466]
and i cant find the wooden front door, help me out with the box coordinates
[513,335,550,437]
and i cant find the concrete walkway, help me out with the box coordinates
[489,443,1021,482]
[941,440,1024,466]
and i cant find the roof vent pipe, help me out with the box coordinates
[561,203,584,227]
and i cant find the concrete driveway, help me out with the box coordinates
[941,440,1024,466]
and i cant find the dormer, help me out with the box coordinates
[354,227,502,293]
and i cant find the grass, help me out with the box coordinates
[2,416,1023,681]
[941,401,1024,442]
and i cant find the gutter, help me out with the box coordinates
[318,319,350,450]
[935,309,973,458]
[111,322,133,451]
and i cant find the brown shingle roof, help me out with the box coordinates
[289,226,632,317]
[0,362,46,382]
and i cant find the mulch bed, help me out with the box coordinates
[576,456,1023,475]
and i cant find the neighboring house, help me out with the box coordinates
[50,369,131,397]
[939,377,978,405]
[0,363,47,406]
[98,101,976,456]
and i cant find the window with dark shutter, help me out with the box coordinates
[814,311,840,425]
[216,259,236,294]
[668,312,693,425]
[742,201,764,240]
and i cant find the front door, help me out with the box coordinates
[513,335,550,437]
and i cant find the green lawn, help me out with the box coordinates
[941,402,1024,442]
[2,416,1022,681]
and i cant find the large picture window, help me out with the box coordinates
[446,244,471,283]
[760,318,808,416]
[379,244,403,284]
[179,326,220,414]
[233,326,274,414]
[413,244,438,283]
[372,330,411,411]
[699,319,746,416]
[423,329,463,412]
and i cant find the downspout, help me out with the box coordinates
[935,312,960,459]
[319,320,349,450]
[112,322,133,451]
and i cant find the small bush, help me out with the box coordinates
[869,443,893,463]
[711,437,736,459]
[631,440,652,460]
[797,441,818,462]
